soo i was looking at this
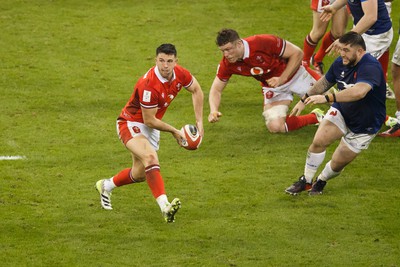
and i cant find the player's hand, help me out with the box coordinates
[208,111,222,123]
[320,5,336,22]
[326,39,340,56]
[172,129,187,147]
[266,77,283,88]
[304,95,327,105]
[290,100,305,116]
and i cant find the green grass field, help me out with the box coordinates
[1,0,399,266]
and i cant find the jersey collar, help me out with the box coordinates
[154,66,175,83]
[242,39,250,60]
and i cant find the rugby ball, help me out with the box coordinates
[180,124,202,150]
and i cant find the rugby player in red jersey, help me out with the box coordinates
[95,44,204,223]
[209,28,324,133]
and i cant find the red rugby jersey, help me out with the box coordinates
[119,65,193,122]
[217,34,293,87]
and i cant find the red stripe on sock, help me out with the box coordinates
[303,34,318,64]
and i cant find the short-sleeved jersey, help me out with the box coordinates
[118,65,193,123]
[310,0,331,12]
[216,34,292,87]
[324,53,386,134]
[348,0,392,35]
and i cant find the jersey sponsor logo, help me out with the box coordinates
[250,67,264,76]
[143,90,151,102]
[237,66,242,72]
[176,83,182,91]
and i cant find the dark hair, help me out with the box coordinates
[338,31,366,50]
[156,43,177,56]
[216,28,241,46]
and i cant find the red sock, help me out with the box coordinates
[112,168,134,187]
[314,31,335,63]
[378,50,390,82]
[303,34,318,65]
[285,114,318,132]
[304,64,321,80]
[145,164,165,199]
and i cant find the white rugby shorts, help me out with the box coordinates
[262,65,316,106]
[392,37,400,66]
[324,107,376,153]
[116,120,160,151]
[362,28,393,60]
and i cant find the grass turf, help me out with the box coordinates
[1,0,399,266]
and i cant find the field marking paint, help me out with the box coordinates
[0,155,27,160]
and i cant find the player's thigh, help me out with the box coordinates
[310,11,329,40]
[125,135,159,166]
[392,38,400,67]
[363,29,393,59]
[311,119,343,150]
[330,139,359,171]
[331,7,348,38]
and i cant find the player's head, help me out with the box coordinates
[155,43,177,80]
[338,32,366,66]
[216,29,240,46]
[216,29,244,63]
[338,32,366,50]
[156,43,177,57]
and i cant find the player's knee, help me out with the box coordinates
[143,153,159,166]
[263,105,288,133]
[310,138,328,151]
[266,120,286,133]
[132,176,146,183]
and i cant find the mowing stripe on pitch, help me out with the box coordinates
[0,155,27,160]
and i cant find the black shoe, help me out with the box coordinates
[379,123,400,137]
[285,175,312,195]
[310,54,324,75]
[309,179,327,195]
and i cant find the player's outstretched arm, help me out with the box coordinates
[320,0,347,22]
[267,41,302,88]
[186,76,204,136]
[208,76,227,123]
[305,82,372,105]
[351,0,378,34]
[290,76,335,115]
[142,107,185,145]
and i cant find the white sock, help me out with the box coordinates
[318,161,341,181]
[104,178,116,192]
[395,110,400,122]
[304,150,326,183]
[156,194,169,211]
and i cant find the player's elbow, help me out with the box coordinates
[353,89,368,100]
[193,87,204,100]
[365,14,377,26]
[143,118,156,128]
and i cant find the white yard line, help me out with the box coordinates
[0,155,27,160]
